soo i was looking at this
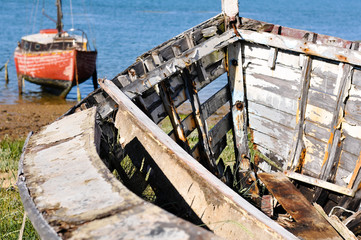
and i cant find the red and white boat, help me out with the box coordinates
[14,0,97,98]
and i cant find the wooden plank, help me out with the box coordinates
[21,108,220,240]
[284,171,354,197]
[243,43,300,69]
[209,112,232,150]
[352,68,361,87]
[222,0,238,19]
[248,113,294,143]
[305,103,335,128]
[302,152,324,178]
[246,84,298,115]
[101,79,298,240]
[304,120,331,143]
[246,58,302,85]
[69,205,221,240]
[339,150,358,173]
[228,41,250,171]
[201,84,230,120]
[237,29,361,66]
[310,59,339,96]
[316,59,355,201]
[159,82,191,153]
[268,47,278,69]
[248,101,296,129]
[313,203,357,240]
[348,152,361,189]
[252,130,290,160]
[121,30,237,100]
[303,134,328,160]
[289,42,313,170]
[307,89,337,113]
[345,96,361,123]
[183,68,216,172]
[259,172,342,240]
[246,73,300,101]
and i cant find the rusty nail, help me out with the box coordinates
[231,59,238,66]
[235,101,244,111]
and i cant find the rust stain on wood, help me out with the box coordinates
[348,152,361,189]
[336,55,348,62]
[321,132,334,168]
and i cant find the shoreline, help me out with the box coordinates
[0,102,75,141]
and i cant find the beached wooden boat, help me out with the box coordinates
[18,1,361,239]
[14,0,97,97]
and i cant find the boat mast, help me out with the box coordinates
[56,0,63,35]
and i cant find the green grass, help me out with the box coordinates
[0,138,39,240]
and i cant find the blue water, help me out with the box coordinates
[1,0,361,104]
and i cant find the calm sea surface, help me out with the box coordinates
[1,0,361,104]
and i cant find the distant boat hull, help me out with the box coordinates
[14,48,97,91]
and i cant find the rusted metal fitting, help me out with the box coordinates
[231,58,238,66]
[235,101,244,111]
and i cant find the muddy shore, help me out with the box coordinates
[0,101,229,141]
[0,102,75,141]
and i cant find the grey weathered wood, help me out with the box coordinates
[121,30,237,100]
[237,29,361,66]
[268,47,278,69]
[159,81,191,153]
[228,41,250,171]
[285,171,354,197]
[201,84,230,120]
[20,107,220,239]
[314,51,356,200]
[209,112,232,150]
[289,36,314,171]
[101,79,298,240]
[313,203,358,240]
[183,68,216,171]
[168,84,230,141]
[247,101,296,129]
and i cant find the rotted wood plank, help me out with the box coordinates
[183,68,217,172]
[20,107,218,239]
[268,47,278,69]
[284,171,355,197]
[227,41,250,171]
[142,55,226,125]
[209,112,232,151]
[315,43,357,200]
[289,35,314,171]
[159,81,191,153]
[348,152,361,189]
[236,28,361,66]
[313,203,358,240]
[243,42,300,69]
[247,101,296,129]
[259,172,342,240]
[101,79,298,240]
[168,84,230,143]
[121,29,237,100]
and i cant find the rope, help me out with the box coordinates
[27,0,36,34]
[69,0,74,29]
[82,0,96,50]
[18,212,27,240]
[32,0,40,33]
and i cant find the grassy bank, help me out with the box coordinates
[0,138,39,240]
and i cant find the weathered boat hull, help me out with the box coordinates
[14,48,97,90]
[18,5,361,240]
